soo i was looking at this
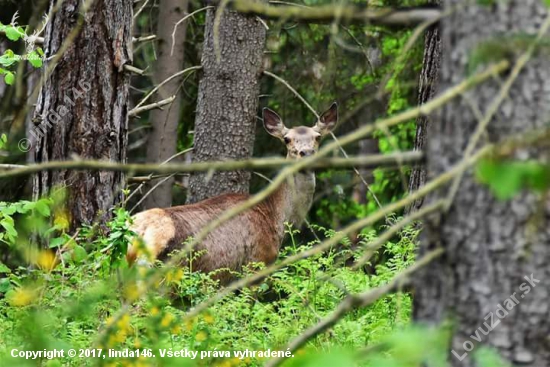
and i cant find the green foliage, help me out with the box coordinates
[0,202,426,366]
[0,198,53,246]
[0,20,45,85]
[476,158,550,200]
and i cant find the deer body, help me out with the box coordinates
[127,104,337,282]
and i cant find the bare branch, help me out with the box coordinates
[132,35,157,43]
[134,66,201,109]
[171,6,214,55]
[0,152,422,179]
[129,95,176,117]
[124,64,146,75]
[228,1,441,26]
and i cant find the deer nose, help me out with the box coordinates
[299,149,314,157]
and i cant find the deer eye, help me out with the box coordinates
[284,137,291,145]
[315,135,321,142]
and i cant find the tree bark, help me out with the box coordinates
[414,1,550,366]
[406,0,441,213]
[32,0,132,230]
[186,8,266,204]
[143,0,189,209]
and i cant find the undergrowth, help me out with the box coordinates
[0,198,507,367]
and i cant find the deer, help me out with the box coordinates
[126,103,338,283]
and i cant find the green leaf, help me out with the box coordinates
[1,219,17,239]
[0,49,18,67]
[72,245,88,263]
[27,50,43,68]
[49,237,66,248]
[477,159,550,200]
[0,262,10,273]
[2,205,16,215]
[0,277,10,293]
[522,161,550,192]
[5,26,22,41]
[4,71,14,85]
[476,160,523,200]
[34,199,51,217]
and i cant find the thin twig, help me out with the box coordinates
[0,152,423,179]
[125,147,194,204]
[129,95,176,117]
[124,65,146,75]
[133,0,151,19]
[130,174,176,212]
[229,1,441,26]
[134,66,201,109]
[171,6,214,56]
[133,35,157,43]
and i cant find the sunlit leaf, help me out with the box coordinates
[27,50,43,68]
[4,71,14,85]
[5,26,22,41]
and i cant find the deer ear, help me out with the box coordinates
[314,102,338,135]
[263,108,288,139]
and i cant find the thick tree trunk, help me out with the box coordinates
[414,1,550,366]
[406,0,441,213]
[32,0,132,230]
[186,8,266,204]
[143,0,189,209]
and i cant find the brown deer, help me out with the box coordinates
[126,103,337,282]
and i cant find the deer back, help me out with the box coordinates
[127,190,286,280]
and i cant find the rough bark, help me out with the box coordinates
[32,0,132,230]
[186,8,266,204]
[407,0,441,213]
[143,0,189,209]
[414,1,550,366]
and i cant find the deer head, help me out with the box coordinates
[263,103,338,159]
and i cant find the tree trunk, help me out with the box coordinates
[186,8,266,204]
[414,1,550,366]
[32,0,132,230]
[143,0,189,209]
[406,0,441,213]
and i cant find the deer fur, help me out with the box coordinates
[127,103,338,282]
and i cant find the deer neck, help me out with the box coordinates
[270,171,316,229]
